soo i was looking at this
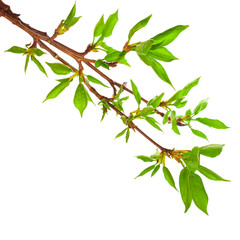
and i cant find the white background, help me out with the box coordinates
[0,0,239,239]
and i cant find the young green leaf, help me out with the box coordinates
[145,117,162,131]
[182,77,200,96]
[162,166,178,190]
[198,165,229,182]
[126,128,130,143]
[179,168,192,213]
[119,57,131,67]
[102,10,118,38]
[84,87,94,105]
[65,16,81,28]
[101,43,114,52]
[33,48,46,57]
[147,93,164,109]
[113,101,123,113]
[172,121,180,135]
[185,109,192,117]
[189,172,208,215]
[120,96,129,102]
[136,155,153,162]
[24,54,30,73]
[46,62,73,75]
[135,164,155,179]
[86,75,109,88]
[163,110,170,125]
[138,54,155,66]
[193,99,208,115]
[199,144,224,158]
[101,43,130,66]
[101,99,110,110]
[74,83,88,117]
[183,146,200,172]
[151,164,160,177]
[112,100,123,112]
[151,25,189,46]
[56,78,70,82]
[148,47,178,62]
[64,2,76,26]
[31,56,47,76]
[171,110,180,135]
[104,51,126,62]
[196,118,229,129]
[136,40,153,56]
[128,14,152,41]
[191,128,208,141]
[140,106,154,117]
[115,85,123,99]
[168,91,184,104]
[5,46,26,54]
[130,80,141,107]
[174,99,187,108]
[95,59,110,70]
[150,149,161,161]
[152,59,174,88]
[94,36,104,46]
[168,77,200,103]
[94,15,105,38]
[115,128,128,139]
[43,79,70,102]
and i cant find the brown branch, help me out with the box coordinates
[38,40,77,71]
[83,62,186,126]
[0,1,185,126]
[81,44,93,56]
[36,37,174,154]
[0,1,85,60]
[0,0,180,155]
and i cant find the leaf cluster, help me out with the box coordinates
[3,2,230,215]
[57,3,81,35]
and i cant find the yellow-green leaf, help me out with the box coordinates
[163,166,178,190]
[43,79,70,102]
[74,83,88,117]
[196,118,229,129]
[148,47,178,62]
[131,79,141,107]
[198,165,230,182]
[128,15,152,41]
[64,3,76,26]
[135,164,155,179]
[189,172,208,215]
[115,128,128,139]
[102,10,118,38]
[46,62,73,75]
[151,25,189,46]
[5,46,26,54]
[152,59,174,88]
[31,56,47,76]
[151,164,160,177]
[179,168,192,213]
[136,155,153,162]
[94,15,105,38]
[199,144,224,158]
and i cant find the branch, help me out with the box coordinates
[1,0,230,215]
[0,1,86,60]
[0,1,185,126]
[84,62,186,126]
[37,40,173,155]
